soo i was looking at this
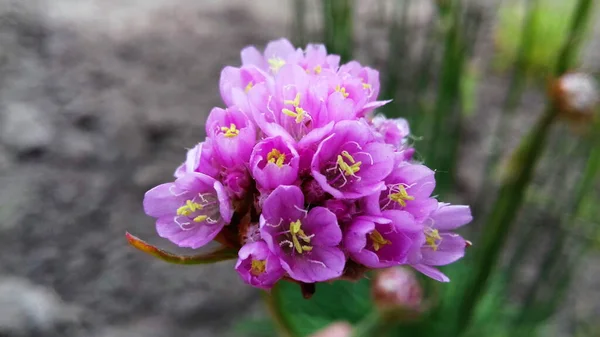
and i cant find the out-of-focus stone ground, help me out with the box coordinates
[0,0,598,336]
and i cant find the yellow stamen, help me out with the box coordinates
[284,93,301,107]
[335,85,349,98]
[362,82,372,90]
[193,215,207,223]
[425,228,442,251]
[370,230,391,251]
[389,185,414,207]
[221,123,240,138]
[176,200,204,216]
[314,65,322,74]
[268,57,286,73]
[267,148,286,167]
[282,94,307,123]
[244,81,254,93]
[251,260,266,276]
[336,151,361,176]
[290,220,313,254]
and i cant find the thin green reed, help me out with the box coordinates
[323,0,354,63]
[456,0,595,333]
[516,124,600,329]
[424,0,474,195]
[473,0,540,215]
[502,130,580,288]
[409,6,439,134]
[381,0,411,119]
[292,0,307,47]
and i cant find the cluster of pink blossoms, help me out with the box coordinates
[143,38,472,290]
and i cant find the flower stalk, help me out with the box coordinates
[125,232,238,265]
[457,0,595,332]
[323,0,353,63]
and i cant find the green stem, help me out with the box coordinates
[425,0,465,193]
[503,134,578,286]
[456,0,594,332]
[458,106,558,333]
[553,0,595,75]
[472,0,539,215]
[382,0,410,118]
[517,124,600,325]
[409,9,439,132]
[350,311,382,337]
[323,0,354,63]
[292,0,307,47]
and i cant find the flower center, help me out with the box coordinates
[268,57,286,73]
[370,229,391,251]
[244,81,254,93]
[221,123,240,138]
[290,220,313,254]
[335,85,349,98]
[251,259,266,276]
[313,65,322,74]
[267,148,286,167]
[337,151,361,176]
[173,193,219,229]
[282,93,308,124]
[425,228,442,251]
[389,185,414,207]
[362,82,372,90]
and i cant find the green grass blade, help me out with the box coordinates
[323,0,354,63]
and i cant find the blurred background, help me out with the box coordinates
[0,0,599,336]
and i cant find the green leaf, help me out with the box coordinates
[125,232,238,265]
[233,317,278,337]
[268,279,373,337]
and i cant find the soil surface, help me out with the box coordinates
[0,1,598,336]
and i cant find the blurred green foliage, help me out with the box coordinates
[239,0,600,336]
[494,0,590,78]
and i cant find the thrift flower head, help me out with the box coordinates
[138,38,473,293]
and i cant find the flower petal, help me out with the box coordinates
[143,183,180,218]
[420,233,466,266]
[432,204,473,231]
[304,207,341,246]
[283,246,345,283]
[262,185,305,223]
[412,264,450,282]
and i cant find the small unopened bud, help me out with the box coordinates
[372,267,423,315]
[551,72,599,123]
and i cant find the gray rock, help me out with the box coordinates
[0,277,81,336]
[0,102,54,155]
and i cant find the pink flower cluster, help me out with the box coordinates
[143,39,472,289]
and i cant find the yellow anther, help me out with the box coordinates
[282,107,307,124]
[176,200,204,216]
[251,260,266,276]
[362,82,372,90]
[389,185,415,207]
[282,93,307,123]
[290,220,312,254]
[370,230,391,251]
[221,123,240,138]
[336,151,361,176]
[267,148,286,167]
[268,57,286,73]
[284,93,301,107]
[341,150,355,163]
[314,65,322,74]
[335,85,349,98]
[244,81,254,93]
[425,228,442,251]
[193,215,208,223]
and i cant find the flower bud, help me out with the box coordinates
[551,72,599,124]
[372,267,423,314]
